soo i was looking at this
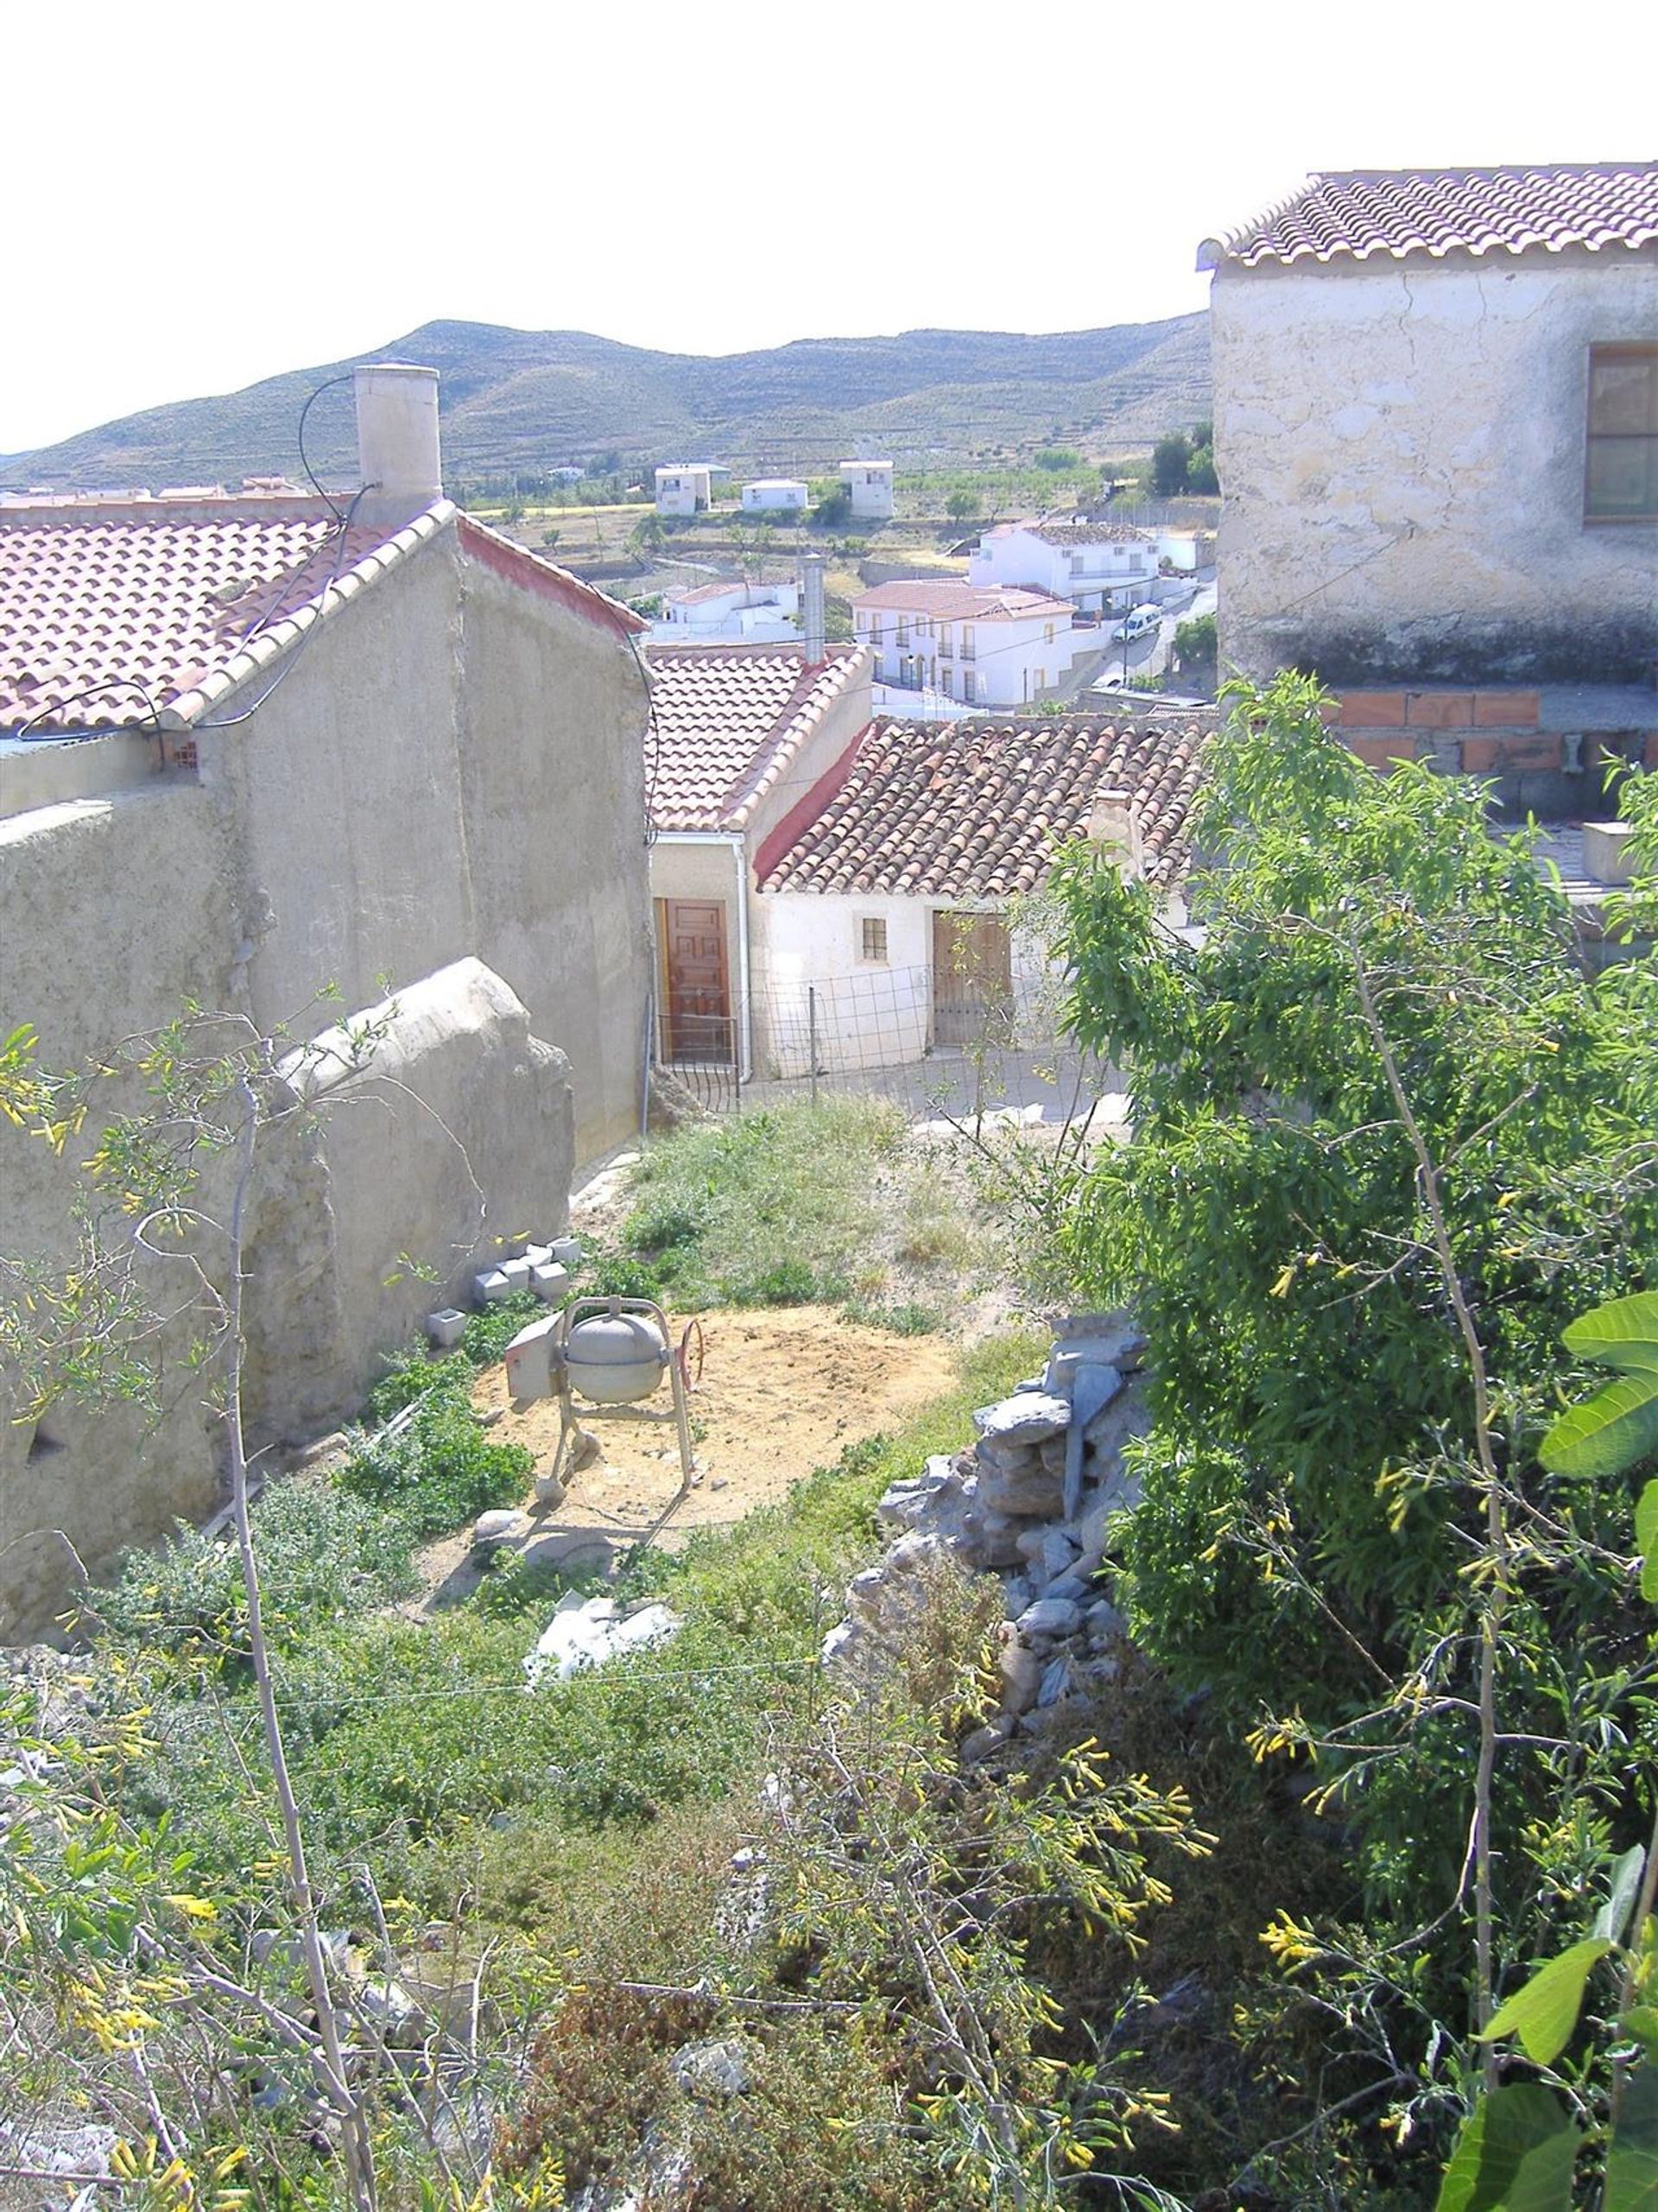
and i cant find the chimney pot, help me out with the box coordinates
[801,554,826,668]
[353,363,442,523]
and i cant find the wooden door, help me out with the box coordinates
[659,898,732,1063]
[932,910,1013,1047]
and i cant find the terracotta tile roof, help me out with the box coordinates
[1201,161,1658,269]
[758,714,1209,897]
[0,494,397,732]
[668,579,748,605]
[0,495,642,736]
[854,580,1074,622]
[642,643,869,832]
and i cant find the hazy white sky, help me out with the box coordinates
[4,0,1655,453]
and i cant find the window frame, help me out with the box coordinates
[1584,340,1658,526]
[857,914,889,965]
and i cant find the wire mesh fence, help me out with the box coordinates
[651,964,1119,1125]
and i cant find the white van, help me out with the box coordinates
[1117,604,1160,642]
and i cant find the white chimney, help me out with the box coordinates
[353,364,442,523]
[801,554,826,666]
[1087,789,1143,874]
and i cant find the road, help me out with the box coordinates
[1075,571,1217,698]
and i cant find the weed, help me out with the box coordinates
[336,1396,532,1539]
[461,1290,546,1366]
[840,1298,943,1336]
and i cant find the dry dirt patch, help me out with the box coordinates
[410,1303,959,1607]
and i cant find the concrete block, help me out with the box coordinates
[522,1244,554,1270]
[474,1269,511,1306]
[500,1257,533,1293]
[531,1262,572,1304]
[549,1236,582,1268]
[426,1308,467,1348]
[1582,821,1637,887]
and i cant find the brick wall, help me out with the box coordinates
[1331,689,1658,778]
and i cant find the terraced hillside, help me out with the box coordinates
[2,314,1210,491]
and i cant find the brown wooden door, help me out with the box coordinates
[932,910,1013,1046]
[659,898,732,1063]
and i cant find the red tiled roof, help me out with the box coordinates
[854,580,1073,622]
[758,714,1208,897]
[0,496,393,732]
[1201,162,1658,269]
[0,495,642,735]
[668,579,748,605]
[642,643,869,832]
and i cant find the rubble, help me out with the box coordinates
[823,1309,1148,1746]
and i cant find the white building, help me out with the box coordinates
[852,580,1087,709]
[969,521,1159,615]
[751,713,1207,1077]
[838,460,895,519]
[649,579,801,645]
[741,479,810,513]
[655,465,712,516]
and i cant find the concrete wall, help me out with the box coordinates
[1212,248,1658,683]
[0,520,649,1634]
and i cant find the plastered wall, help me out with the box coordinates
[1212,248,1658,683]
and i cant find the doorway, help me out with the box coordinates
[932,910,1013,1047]
[657,897,733,1064]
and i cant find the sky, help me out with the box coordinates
[4,0,1655,455]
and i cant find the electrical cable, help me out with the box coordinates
[191,485,372,730]
[295,372,357,523]
[13,675,166,741]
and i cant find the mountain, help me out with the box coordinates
[0,315,1210,491]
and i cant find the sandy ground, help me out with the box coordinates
[410,1302,959,1609]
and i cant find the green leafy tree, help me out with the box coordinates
[1049,672,1658,2189]
[946,489,981,523]
[1149,433,1191,498]
[1184,445,1218,496]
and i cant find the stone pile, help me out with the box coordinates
[823,1313,1149,1750]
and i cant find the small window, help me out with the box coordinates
[859,916,889,963]
[1585,344,1658,522]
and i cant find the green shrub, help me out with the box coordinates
[335,1395,532,1538]
[461,1289,546,1366]
[93,1481,419,1667]
[365,1347,474,1423]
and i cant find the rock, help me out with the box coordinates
[1039,1434,1070,1474]
[0,2120,119,2180]
[672,2036,754,2099]
[1001,1573,1034,1619]
[975,1464,1064,1519]
[973,1392,1071,1448]
[961,1509,1033,1569]
[1016,1596,1082,1643]
[358,1975,430,2047]
[1046,1347,1123,1404]
[1054,1314,1148,1372]
[821,1620,862,1668]
[1038,1654,1074,1708]
[518,1529,615,1578]
[527,1593,680,1683]
[959,1725,1003,1765]
[975,1433,1043,1475]
[1086,1598,1127,1645]
[998,1631,1045,1713]
[1064,1362,1124,1519]
[472,1508,533,1550]
[1083,1385,1152,1466]
[1043,1573,1092,1606]
[291,1429,349,1470]
[533,1467,568,1509]
[1018,1527,1081,1586]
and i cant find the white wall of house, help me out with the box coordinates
[655,466,712,516]
[741,479,809,511]
[650,580,801,645]
[1211,249,1658,684]
[750,891,1065,1076]
[969,526,1158,612]
[855,599,1089,707]
[838,461,895,518]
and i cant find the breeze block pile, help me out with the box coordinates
[823,1314,1149,1756]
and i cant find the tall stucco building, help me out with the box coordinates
[0,365,653,1632]
[1202,162,1658,809]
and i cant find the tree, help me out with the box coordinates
[1184,445,1218,496]
[1149,433,1191,498]
[946,489,980,523]
[1049,673,1658,2188]
[1172,610,1216,666]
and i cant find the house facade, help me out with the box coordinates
[642,641,873,1076]
[741,479,810,513]
[838,460,895,519]
[751,713,1208,1075]
[651,578,801,644]
[655,465,712,515]
[0,364,654,1631]
[968,521,1159,615]
[852,580,1088,709]
[1203,162,1658,810]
